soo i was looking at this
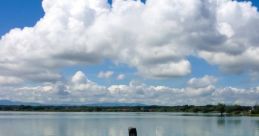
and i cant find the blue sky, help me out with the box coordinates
[0,0,259,105]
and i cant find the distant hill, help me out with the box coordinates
[0,100,146,107]
[85,102,147,107]
[0,100,41,106]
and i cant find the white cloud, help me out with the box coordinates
[98,71,114,79]
[198,1,259,74]
[71,71,88,84]
[1,0,258,82]
[212,87,259,105]
[117,74,125,80]
[0,0,258,105]
[199,48,259,73]
[0,76,23,85]
[0,73,257,105]
[188,75,218,88]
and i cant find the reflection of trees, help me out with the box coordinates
[217,117,225,127]
[217,118,242,127]
[255,120,259,126]
[227,119,241,126]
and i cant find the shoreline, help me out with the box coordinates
[0,105,258,116]
[0,111,258,117]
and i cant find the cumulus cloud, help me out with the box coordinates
[98,71,114,79]
[0,0,259,105]
[0,0,259,82]
[71,71,88,84]
[117,74,125,80]
[70,71,106,95]
[198,1,259,74]
[188,75,218,88]
[0,72,257,105]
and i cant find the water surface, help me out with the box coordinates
[0,112,258,136]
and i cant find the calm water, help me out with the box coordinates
[0,112,258,136]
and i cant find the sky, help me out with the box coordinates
[0,0,259,105]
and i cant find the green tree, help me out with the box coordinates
[217,103,225,116]
[252,105,259,114]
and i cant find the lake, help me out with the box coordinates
[0,112,258,136]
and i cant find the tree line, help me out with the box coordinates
[0,104,258,116]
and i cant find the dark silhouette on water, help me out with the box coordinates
[128,127,137,136]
